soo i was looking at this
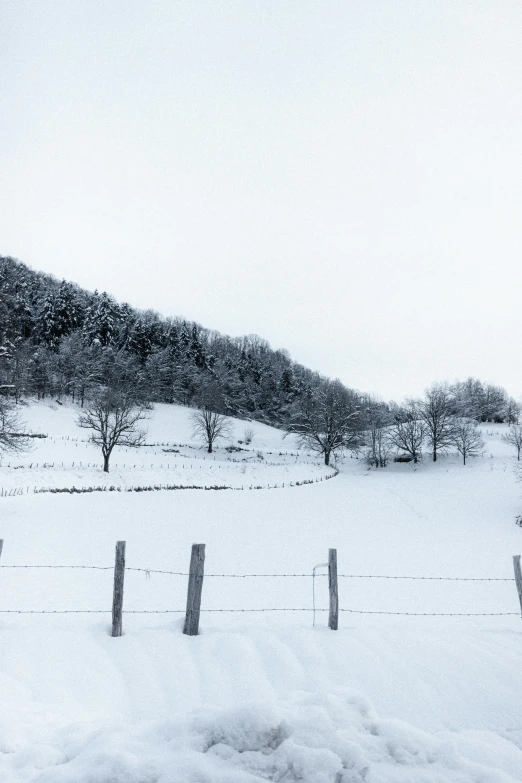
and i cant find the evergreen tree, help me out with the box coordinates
[127,319,153,361]
[83,291,120,347]
[189,324,207,369]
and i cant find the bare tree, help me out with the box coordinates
[191,406,232,453]
[243,427,254,445]
[286,379,361,466]
[388,402,425,463]
[505,398,521,426]
[362,400,392,468]
[77,390,148,472]
[0,397,32,461]
[190,382,232,453]
[451,419,484,465]
[419,383,456,462]
[502,425,522,460]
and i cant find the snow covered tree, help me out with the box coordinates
[279,367,295,399]
[502,426,522,460]
[191,385,232,453]
[0,338,31,402]
[189,324,207,369]
[451,419,484,465]
[38,281,82,351]
[505,398,521,426]
[28,348,53,399]
[144,347,175,402]
[450,378,485,420]
[450,379,508,423]
[388,402,425,463]
[0,397,31,460]
[178,322,191,357]
[98,349,147,403]
[419,383,456,462]
[286,379,361,465]
[57,334,102,405]
[363,400,392,468]
[83,291,120,347]
[481,384,508,423]
[127,319,153,361]
[77,390,148,472]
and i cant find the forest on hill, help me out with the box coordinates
[0,256,321,422]
[1,256,520,467]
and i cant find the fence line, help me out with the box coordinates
[0,608,518,616]
[340,609,519,616]
[0,540,521,630]
[0,564,515,581]
[0,469,338,499]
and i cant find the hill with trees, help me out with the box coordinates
[1,256,520,467]
[0,256,321,422]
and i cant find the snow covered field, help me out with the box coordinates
[1,401,522,781]
[0,402,334,495]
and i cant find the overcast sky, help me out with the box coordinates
[2,1,521,401]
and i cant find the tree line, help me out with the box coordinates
[1,256,521,470]
[0,256,324,421]
[287,380,520,466]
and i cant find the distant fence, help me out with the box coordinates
[1,539,521,637]
[0,469,339,498]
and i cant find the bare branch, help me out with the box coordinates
[0,397,33,461]
[77,390,148,472]
[502,426,522,460]
[451,419,484,465]
[387,401,426,463]
[191,406,232,453]
[286,379,361,466]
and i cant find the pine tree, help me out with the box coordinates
[127,319,153,361]
[189,324,207,369]
[83,291,120,347]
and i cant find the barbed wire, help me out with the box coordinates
[0,608,318,614]
[0,565,514,581]
[0,565,113,571]
[0,607,518,616]
[338,574,514,582]
[340,609,520,616]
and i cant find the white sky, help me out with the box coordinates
[2,1,522,401]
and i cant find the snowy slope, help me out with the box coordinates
[0,401,334,494]
[1,401,522,781]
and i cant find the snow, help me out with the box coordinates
[0,401,333,493]
[1,400,522,781]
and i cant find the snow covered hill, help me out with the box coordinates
[1,401,522,781]
[0,401,335,495]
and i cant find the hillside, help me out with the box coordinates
[0,256,334,427]
[0,400,335,496]
[1,402,522,781]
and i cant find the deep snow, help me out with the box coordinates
[1,400,522,781]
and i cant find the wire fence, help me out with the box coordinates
[1,542,521,626]
[0,468,339,498]
[0,609,519,616]
[0,564,515,581]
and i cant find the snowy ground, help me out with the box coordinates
[0,401,334,494]
[1,400,522,781]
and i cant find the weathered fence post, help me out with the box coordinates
[328,548,338,630]
[513,555,522,617]
[183,544,205,636]
[112,541,126,637]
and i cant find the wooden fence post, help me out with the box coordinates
[513,555,522,617]
[328,548,338,630]
[183,544,205,636]
[112,541,126,637]
[0,539,3,560]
